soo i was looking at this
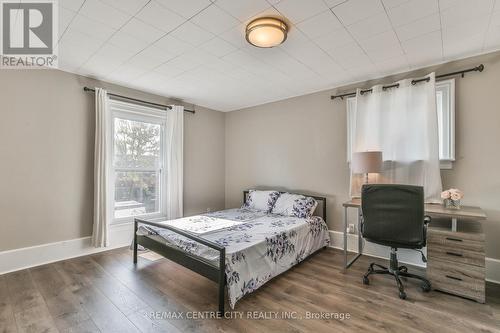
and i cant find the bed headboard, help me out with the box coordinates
[243,190,327,222]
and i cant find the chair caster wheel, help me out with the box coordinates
[363,276,369,285]
[421,282,431,292]
[399,291,407,300]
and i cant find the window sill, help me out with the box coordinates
[440,160,454,170]
[111,213,166,225]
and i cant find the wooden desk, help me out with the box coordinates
[342,199,487,302]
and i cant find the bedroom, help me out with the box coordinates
[0,0,499,332]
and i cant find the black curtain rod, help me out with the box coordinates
[83,87,195,114]
[331,64,484,100]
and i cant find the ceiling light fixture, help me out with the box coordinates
[245,17,288,48]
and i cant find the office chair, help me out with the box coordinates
[361,184,432,299]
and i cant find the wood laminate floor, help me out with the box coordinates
[1,247,499,333]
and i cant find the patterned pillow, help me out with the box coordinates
[271,193,318,218]
[242,190,280,213]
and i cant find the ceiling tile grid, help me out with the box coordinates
[54,0,500,111]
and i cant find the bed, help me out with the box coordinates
[133,190,330,314]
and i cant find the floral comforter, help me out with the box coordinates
[137,208,330,309]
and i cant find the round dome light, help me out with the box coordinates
[246,17,288,48]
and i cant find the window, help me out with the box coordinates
[346,78,456,169]
[110,100,166,223]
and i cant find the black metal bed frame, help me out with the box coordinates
[134,190,327,316]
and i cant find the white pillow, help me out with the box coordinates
[242,190,280,212]
[271,193,318,218]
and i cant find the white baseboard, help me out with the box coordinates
[0,223,133,275]
[1,226,499,285]
[328,230,500,284]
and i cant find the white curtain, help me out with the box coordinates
[92,88,111,247]
[165,105,184,219]
[350,73,442,202]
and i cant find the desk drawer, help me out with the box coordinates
[427,258,485,303]
[427,245,485,267]
[427,230,484,253]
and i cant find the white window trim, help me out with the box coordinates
[346,79,456,169]
[436,79,455,169]
[109,100,167,225]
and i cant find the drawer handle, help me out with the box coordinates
[445,237,463,242]
[445,275,463,281]
[446,251,463,257]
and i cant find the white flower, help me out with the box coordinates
[441,191,451,199]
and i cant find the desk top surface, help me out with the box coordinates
[343,198,487,220]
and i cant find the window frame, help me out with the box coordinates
[346,78,456,169]
[109,100,167,225]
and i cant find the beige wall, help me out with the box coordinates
[0,69,225,251]
[225,51,500,260]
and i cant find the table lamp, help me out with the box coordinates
[352,151,383,184]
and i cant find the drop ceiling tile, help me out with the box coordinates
[66,14,117,42]
[440,0,494,28]
[136,1,185,33]
[199,37,238,57]
[358,30,400,51]
[395,13,440,41]
[59,0,85,12]
[79,0,131,29]
[120,18,165,44]
[191,4,240,35]
[375,55,409,72]
[106,66,149,82]
[165,50,218,71]
[108,31,151,53]
[154,62,188,78]
[219,25,248,48]
[296,10,343,39]
[329,42,372,69]
[100,0,149,15]
[85,44,136,70]
[274,0,329,23]
[324,0,349,8]
[366,43,404,62]
[58,7,76,39]
[442,16,490,42]
[401,30,442,54]
[171,22,215,46]
[443,33,483,59]
[484,26,500,49]
[155,0,212,19]
[332,0,385,25]
[153,35,193,56]
[347,12,392,41]
[495,0,500,11]
[137,45,177,65]
[216,0,271,22]
[386,0,438,27]
[313,27,356,52]
[381,0,411,8]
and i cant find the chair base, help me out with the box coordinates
[362,248,431,299]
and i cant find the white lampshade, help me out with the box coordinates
[352,151,383,174]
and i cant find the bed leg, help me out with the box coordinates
[133,219,138,264]
[218,248,225,318]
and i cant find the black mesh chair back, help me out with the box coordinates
[361,184,426,249]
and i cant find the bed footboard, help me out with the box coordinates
[134,218,226,316]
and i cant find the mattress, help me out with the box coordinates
[137,208,330,309]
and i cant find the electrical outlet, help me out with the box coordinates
[348,224,356,234]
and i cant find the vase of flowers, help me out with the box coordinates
[441,188,463,209]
